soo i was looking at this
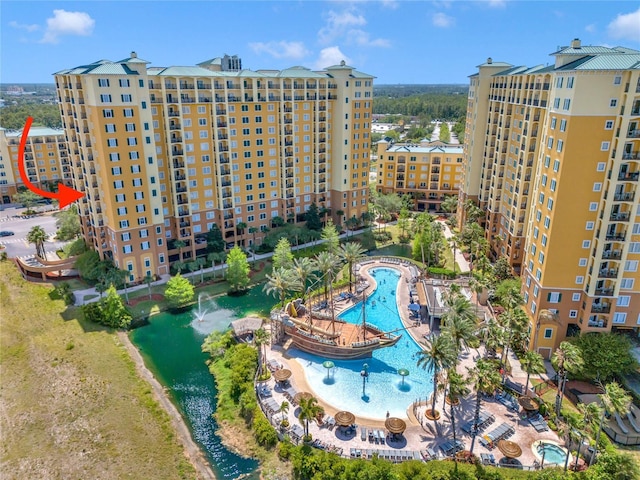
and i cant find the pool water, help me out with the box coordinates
[293,267,433,419]
[536,442,570,466]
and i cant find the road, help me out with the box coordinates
[0,206,69,259]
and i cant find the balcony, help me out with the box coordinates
[594,288,615,297]
[610,212,630,221]
[623,151,640,160]
[588,317,608,328]
[628,130,640,138]
[614,192,635,201]
[602,250,622,260]
[605,232,626,241]
[598,269,619,278]
[618,172,639,181]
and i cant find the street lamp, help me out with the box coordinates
[361,363,369,398]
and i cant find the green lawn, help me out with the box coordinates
[0,261,196,479]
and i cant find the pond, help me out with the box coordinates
[130,285,276,479]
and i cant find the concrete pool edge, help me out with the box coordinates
[532,439,572,466]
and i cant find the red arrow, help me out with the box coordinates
[18,116,84,209]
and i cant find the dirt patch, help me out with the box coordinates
[127,293,164,307]
[118,332,216,480]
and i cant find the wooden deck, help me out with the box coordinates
[311,318,369,345]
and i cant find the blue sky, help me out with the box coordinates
[2,1,639,84]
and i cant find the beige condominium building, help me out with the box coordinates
[375,139,463,211]
[0,127,72,204]
[54,53,373,281]
[460,39,640,357]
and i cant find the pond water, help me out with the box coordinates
[129,285,275,479]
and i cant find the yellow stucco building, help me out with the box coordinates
[54,54,373,281]
[0,127,72,204]
[376,139,464,211]
[460,39,640,357]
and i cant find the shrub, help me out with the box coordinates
[428,266,457,279]
[164,274,194,310]
[373,230,392,242]
[252,410,277,448]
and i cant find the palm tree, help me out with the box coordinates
[520,350,546,395]
[278,400,290,427]
[499,307,529,366]
[339,242,366,292]
[313,251,340,303]
[174,239,187,262]
[195,257,205,284]
[173,260,186,276]
[27,225,48,258]
[298,396,323,439]
[574,402,602,471]
[109,268,130,304]
[143,273,154,300]
[415,333,457,419]
[446,369,470,462]
[236,222,247,247]
[254,328,269,373]
[187,260,199,285]
[466,359,502,455]
[552,341,584,417]
[95,280,108,299]
[441,295,477,355]
[565,414,585,472]
[292,257,314,301]
[591,381,632,466]
[263,268,297,308]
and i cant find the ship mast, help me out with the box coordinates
[362,290,367,341]
[329,272,336,335]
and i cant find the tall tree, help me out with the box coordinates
[415,333,457,419]
[13,190,42,211]
[571,333,638,383]
[552,341,584,417]
[272,237,294,271]
[339,242,366,292]
[143,273,154,300]
[441,295,477,355]
[174,239,187,262]
[54,205,82,240]
[206,223,225,252]
[440,195,458,216]
[446,369,469,462]
[225,246,250,293]
[292,257,314,300]
[313,252,340,302]
[298,396,323,438]
[26,225,48,258]
[235,222,247,247]
[520,350,546,395]
[264,268,297,308]
[101,285,132,329]
[321,219,340,254]
[592,382,632,466]
[253,327,269,373]
[164,273,194,309]
[466,359,502,455]
[305,203,322,231]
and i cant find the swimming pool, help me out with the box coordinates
[292,267,433,420]
[533,440,570,466]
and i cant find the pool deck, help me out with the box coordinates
[263,259,564,468]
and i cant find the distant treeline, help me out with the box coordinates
[373,93,468,120]
[0,104,62,130]
[374,84,468,97]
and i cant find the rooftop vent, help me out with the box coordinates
[130,51,137,58]
[571,38,581,49]
[487,57,493,64]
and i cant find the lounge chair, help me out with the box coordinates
[615,413,630,434]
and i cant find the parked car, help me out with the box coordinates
[0,231,15,237]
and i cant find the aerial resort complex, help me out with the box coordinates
[3,22,640,480]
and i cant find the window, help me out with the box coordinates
[589,202,598,211]
[567,77,574,88]
[582,240,591,248]
[105,124,116,133]
[125,123,136,132]
[610,99,618,107]
[98,78,110,87]
[601,142,610,151]
[593,182,602,192]
[563,99,571,110]
[548,292,562,303]
[618,295,631,307]
[544,328,553,339]
[572,293,581,301]
[621,278,635,289]
[625,260,638,272]
[613,312,627,324]
[597,162,606,172]
[575,275,584,284]
[119,78,130,87]
[556,77,563,88]
[123,108,134,117]
[586,221,594,230]
[614,76,622,85]
[550,118,557,129]
[127,137,137,146]
[121,94,132,103]
[100,94,112,103]
[569,310,577,318]
[605,120,614,130]
[556,139,563,152]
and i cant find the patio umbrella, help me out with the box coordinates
[385,417,406,435]
[497,440,522,459]
[273,368,292,383]
[397,368,410,385]
[323,360,335,379]
[408,303,421,311]
[293,391,313,405]
[334,410,356,427]
[518,395,540,412]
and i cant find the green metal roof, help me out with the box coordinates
[4,127,65,138]
[551,45,620,55]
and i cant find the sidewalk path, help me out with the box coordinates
[437,220,471,274]
[73,226,370,306]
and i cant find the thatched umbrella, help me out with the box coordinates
[518,395,540,412]
[334,410,356,427]
[293,391,313,405]
[273,368,292,383]
[497,440,522,459]
[385,417,407,435]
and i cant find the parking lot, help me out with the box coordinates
[0,206,69,259]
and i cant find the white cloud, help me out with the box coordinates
[249,41,309,60]
[41,9,95,44]
[607,7,640,43]
[314,46,352,70]
[486,0,507,7]
[348,29,391,47]
[585,24,596,33]
[318,9,366,44]
[433,12,454,28]
[380,0,399,9]
[9,21,39,32]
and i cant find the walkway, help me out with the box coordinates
[72,226,371,306]
[437,220,471,274]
